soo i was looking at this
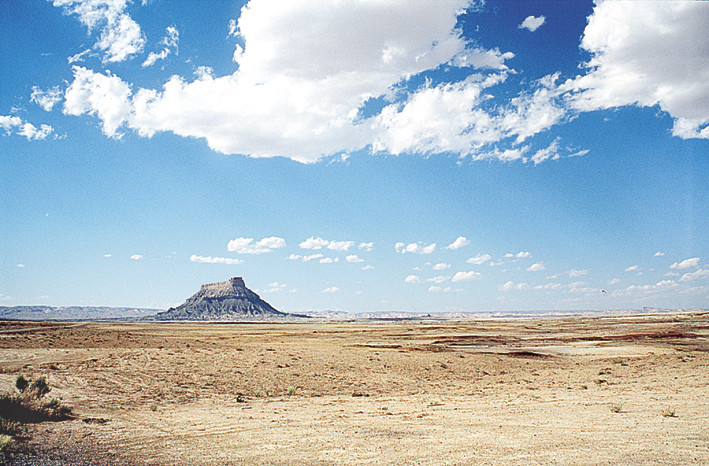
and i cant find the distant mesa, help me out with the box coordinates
[155,277,306,321]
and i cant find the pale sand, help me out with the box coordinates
[1,312,708,464]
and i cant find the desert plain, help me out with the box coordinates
[0,312,708,465]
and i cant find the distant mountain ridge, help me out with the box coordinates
[0,306,161,321]
[153,277,307,321]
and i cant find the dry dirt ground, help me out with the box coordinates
[0,312,708,464]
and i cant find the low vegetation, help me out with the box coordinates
[0,374,72,451]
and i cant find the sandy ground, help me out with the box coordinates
[0,312,708,464]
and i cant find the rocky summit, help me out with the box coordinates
[155,277,301,321]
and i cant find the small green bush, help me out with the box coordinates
[286,386,296,396]
[0,418,20,436]
[0,434,13,451]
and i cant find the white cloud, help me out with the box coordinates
[531,138,560,165]
[261,282,287,293]
[0,115,54,140]
[130,254,143,260]
[608,278,620,285]
[670,257,700,270]
[405,275,421,284]
[654,251,665,257]
[452,271,481,282]
[190,254,243,265]
[515,251,532,259]
[328,240,354,251]
[567,269,588,278]
[143,26,179,67]
[299,236,330,250]
[362,265,374,271]
[427,275,450,284]
[322,287,339,293]
[346,255,364,263]
[428,286,452,293]
[446,236,470,250]
[679,269,709,282]
[299,237,353,251]
[103,254,112,258]
[561,1,709,140]
[499,281,527,291]
[467,253,491,265]
[319,257,339,264]
[302,254,323,262]
[433,263,451,271]
[395,242,436,254]
[624,265,639,272]
[52,0,145,63]
[527,261,545,272]
[359,242,374,252]
[64,66,132,137]
[57,1,574,163]
[518,15,545,32]
[31,86,63,111]
[227,236,286,254]
[16,264,25,268]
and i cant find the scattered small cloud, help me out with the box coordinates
[31,86,63,111]
[567,269,588,278]
[516,251,532,259]
[467,253,491,265]
[362,265,374,271]
[319,257,339,264]
[499,281,528,291]
[527,261,545,272]
[653,251,665,257]
[261,282,287,293]
[518,15,545,32]
[300,237,353,251]
[608,278,621,285]
[227,236,286,254]
[395,242,436,254]
[624,265,639,272]
[428,286,452,293]
[679,268,709,282]
[143,26,179,67]
[16,264,25,268]
[670,257,700,270]
[405,275,422,284]
[446,236,470,250]
[0,115,54,140]
[190,254,243,265]
[322,287,339,293]
[452,271,481,282]
[346,255,364,263]
[103,254,112,258]
[52,0,146,63]
[130,254,143,260]
[359,242,374,252]
[433,263,451,271]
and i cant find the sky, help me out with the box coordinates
[1,0,708,313]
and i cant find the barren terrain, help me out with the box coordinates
[1,312,708,464]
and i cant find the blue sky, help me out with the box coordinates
[1,0,708,313]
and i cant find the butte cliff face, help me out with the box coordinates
[155,277,296,321]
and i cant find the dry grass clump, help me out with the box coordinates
[0,374,72,451]
[609,403,623,413]
[660,407,678,418]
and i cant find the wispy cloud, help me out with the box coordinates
[52,0,145,63]
[395,242,436,254]
[227,236,286,254]
[190,254,243,265]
